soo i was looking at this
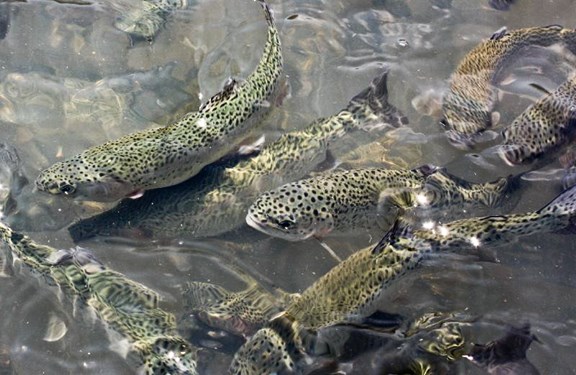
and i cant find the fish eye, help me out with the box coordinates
[59,184,76,195]
[439,118,449,129]
[277,220,294,230]
[273,215,296,230]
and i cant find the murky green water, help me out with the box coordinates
[0,0,576,373]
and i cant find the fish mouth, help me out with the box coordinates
[246,212,314,241]
[245,212,270,234]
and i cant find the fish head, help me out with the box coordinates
[246,184,335,241]
[419,322,466,361]
[35,154,136,202]
[140,336,198,375]
[440,94,494,150]
[229,327,295,374]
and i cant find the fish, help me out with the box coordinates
[230,183,576,373]
[441,25,576,149]
[0,62,193,142]
[0,222,198,374]
[499,75,576,165]
[0,142,29,217]
[68,68,407,242]
[467,324,541,375]
[114,0,188,41]
[245,166,513,241]
[36,0,283,202]
[310,319,465,374]
[182,278,298,337]
[489,0,516,11]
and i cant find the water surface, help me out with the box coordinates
[0,0,576,373]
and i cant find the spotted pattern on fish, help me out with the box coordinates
[182,280,297,337]
[36,0,283,202]
[499,74,576,165]
[114,0,187,40]
[441,25,576,149]
[246,166,512,241]
[247,168,430,241]
[68,69,407,241]
[231,184,576,374]
[0,222,198,374]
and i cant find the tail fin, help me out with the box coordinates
[472,174,522,209]
[347,67,408,131]
[256,0,275,28]
[469,323,538,369]
[538,184,576,232]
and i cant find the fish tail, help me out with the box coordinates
[182,281,231,310]
[347,67,409,130]
[537,184,576,231]
[255,0,274,28]
[476,174,522,209]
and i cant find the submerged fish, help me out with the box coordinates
[0,223,198,374]
[0,142,28,216]
[246,166,513,241]
[311,320,465,374]
[36,0,283,202]
[499,75,576,165]
[0,63,194,141]
[182,277,297,337]
[468,324,540,374]
[489,0,517,11]
[441,25,576,149]
[68,68,407,242]
[114,0,188,40]
[230,184,576,373]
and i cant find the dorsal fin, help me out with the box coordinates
[490,26,508,41]
[199,78,240,111]
[371,218,411,255]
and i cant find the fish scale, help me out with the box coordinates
[36,0,283,202]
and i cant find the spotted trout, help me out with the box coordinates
[114,0,188,40]
[441,25,576,149]
[68,68,407,241]
[230,183,576,374]
[499,74,576,165]
[36,0,283,202]
[0,222,198,374]
[246,166,513,241]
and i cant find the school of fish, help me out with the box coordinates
[0,0,575,374]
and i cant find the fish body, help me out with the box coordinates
[36,0,283,202]
[182,279,297,337]
[499,74,576,165]
[0,63,193,141]
[114,0,188,40]
[68,69,407,241]
[246,167,431,241]
[230,184,576,373]
[311,320,465,374]
[0,222,198,374]
[442,25,576,149]
[246,166,512,241]
[468,324,540,375]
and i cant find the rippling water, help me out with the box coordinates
[0,0,576,373]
